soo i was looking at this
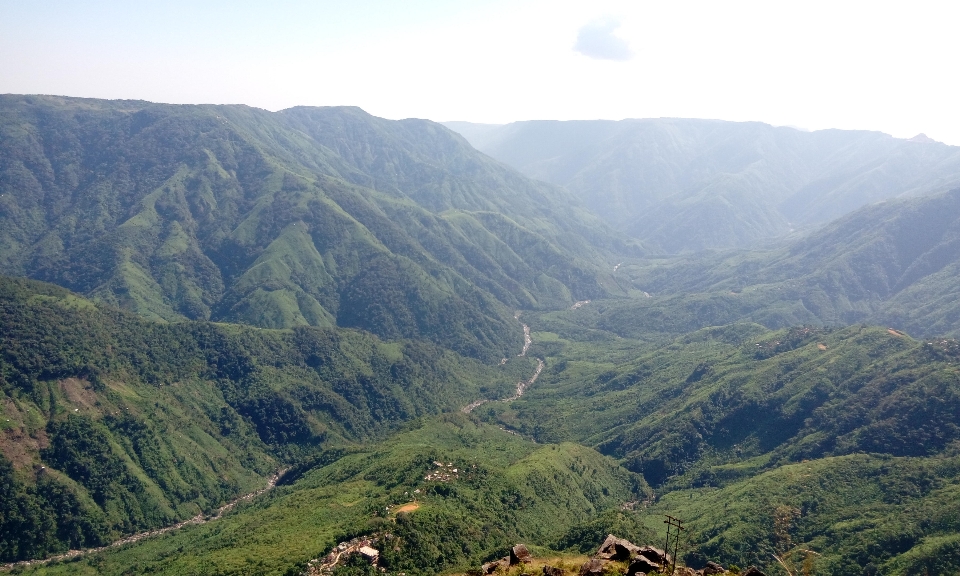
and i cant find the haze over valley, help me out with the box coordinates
[2,2,960,575]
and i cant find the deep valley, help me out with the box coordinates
[2,96,960,576]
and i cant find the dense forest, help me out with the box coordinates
[0,95,635,361]
[0,275,529,561]
[2,96,960,576]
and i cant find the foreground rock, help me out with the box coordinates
[481,557,510,574]
[482,543,534,574]
[636,545,671,567]
[477,534,739,576]
[703,561,725,575]
[596,534,640,560]
[511,544,533,564]
[579,558,605,576]
[627,555,661,576]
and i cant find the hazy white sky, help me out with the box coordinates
[2,0,958,144]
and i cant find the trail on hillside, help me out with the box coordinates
[1,468,288,571]
[463,312,544,413]
[516,311,532,356]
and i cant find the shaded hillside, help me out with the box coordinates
[647,453,960,576]
[478,323,960,574]
[446,119,960,252]
[0,95,635,361]
[14,320,960,576]
[607,188,960,338]
[0,276,527,561]
[483,323,960,487]
[14,417,650,576]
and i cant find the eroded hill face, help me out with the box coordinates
[0,96,636,362]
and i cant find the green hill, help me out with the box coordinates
[483,323,960,485]
[12,318,960,576]
[446,119,960,253]
[7,96,960,576]
[7,275,960,574]
[586,187,960,339]
[646,453,960,575]
[0,96,636,361]
[473,322,960,574]
[14,416,650,576]
[0,276,529,562]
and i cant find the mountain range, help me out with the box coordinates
[568,187,960,340]
[0,96,634,361]
[446,119,960,252]
[4,95,960,576]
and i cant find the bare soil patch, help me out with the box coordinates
[59,378,97,410]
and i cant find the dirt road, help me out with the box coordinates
[1,468,288,571]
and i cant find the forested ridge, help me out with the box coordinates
[447,119,960,253]
[0,275,529,562]
[5,96,960,576]
[0,95,635,362]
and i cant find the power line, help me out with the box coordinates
[663,515,685,576]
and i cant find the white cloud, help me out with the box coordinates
[573,16,633,61]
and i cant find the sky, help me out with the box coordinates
[2,0,958,144]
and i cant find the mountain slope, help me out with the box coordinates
[446,119,960,252]
[647,453,960,575]
[0,95,635,360]
[12,417,650,576]
[0,276,529,561]
[609,187,960,338]
[484,323,960,486]
[477,322,960,574]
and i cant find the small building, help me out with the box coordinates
[359,546,379,564]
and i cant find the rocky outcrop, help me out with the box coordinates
[596,534,641,560]
[511,544,533,564]
[482,556,511,574]
[627,555,661,576]
[591,535,671,576]
[578,558,605,576]
[703,561,725,575]
[636,545,671,567]
[476,534,740,576]
[482,544,534,574]
[741,567,766,576]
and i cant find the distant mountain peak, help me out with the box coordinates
[908,133,938,143]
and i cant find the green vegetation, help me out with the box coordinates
[484,323,960,485]
[9,302,960,575]
[16,417,650,576]
[468,320,960,574]
[447,118,960,253]
[0,95,638,361]
[0,275,529,562]
[645,454,960,576]
[515,188,960,345]
[6,96,960,576]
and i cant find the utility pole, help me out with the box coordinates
[663,515,685,576]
